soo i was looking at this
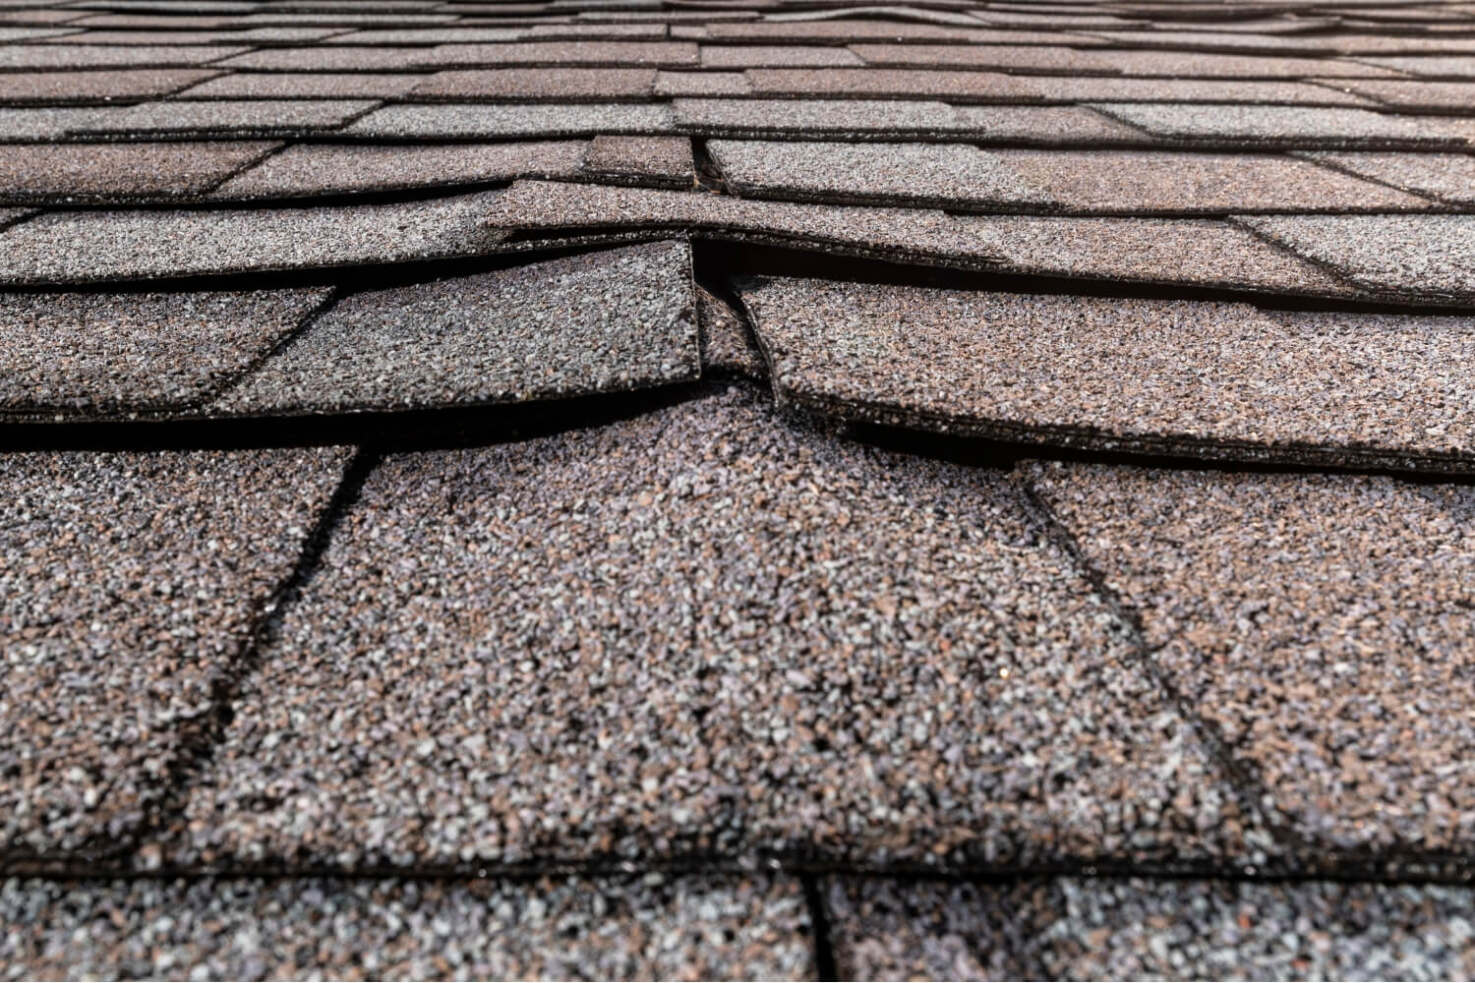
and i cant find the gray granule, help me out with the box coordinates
[343,102,675,138]
[1236,214,1475,297]
[970,215,1353,295]
[409,67,657,101]
[69,98,378,136]
[583,134,694,183]
[1025,461,1475,856]
[699,44,863,67]
[0,45,245,69]
[0,874,814,980]
[827,876,1475,981]
[0,141,278,201]
[212,141,587,199]
[172,71,426,99]
[0,286,329,415]
[213,241,700,415]
[1089,102,1468,147]
[709,140,1057,208]
[50,26,348,44]
[0,190,506,285]
[739,278,1475,465]
[1093,50,1404,77]
[701,19,1006,42]
[1301,151,1475,205]
[0,68,220,104]
[0,446,352,855]
[177,387,1258,871]
[482,180,1000,264]
[696,285,765,378]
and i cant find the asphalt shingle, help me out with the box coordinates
[741,277,1475,468]
[177,387,1260,871]
[1302,150,1475,205]
[1090,102,1469,148]
[69,98,376,136]
[0,446,351,856]
[343,103,675,139]
[211,141,587,199]
[0,875,814,980]
[0,287,329,415]
[0,68,219,105]
[214,241,699,416]
[1237,214,1475,298]
[1027,462,1475,862]
[583,134,693,185]
[827,877,1475,980]
[0,190,507,285]
[0,140,276,201]
[409,67,657,101]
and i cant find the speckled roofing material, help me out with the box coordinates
[5,0,1475,979]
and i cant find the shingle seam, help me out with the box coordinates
[126,446,378,875]
[1009,469,1301,877]
[801,874,839,982]
[1288,149,1459,207]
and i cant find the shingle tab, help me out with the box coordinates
[0,68,219,105]
[745,67,1046,101]
[69,98,376,136]
[0,446,351,855]
[1302,150,1475,205]
[1090,102,1468,148]
[0,44,245,69]
[172,71,425,99]
[1028,462,1475,859]
[0,141,276,201]
[0,287,329,415]
[343,102,675,138]
[211,140,587,199]
[214,242,700,415]
[700,44,863,67]
[828,877,1475,981]
[584,133,694,184]
[0,190,507,285]
[412,40,699,66]
[975,215,1353,294]
[711,140,1055,208]
[996,149,1430,213]
[409,66,656,101]
[0,875,814,981]
[179,389,1257,871]
[741,277,1474,468]
[1237,214,1475,298]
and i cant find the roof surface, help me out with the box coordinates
[2,0,1475,979]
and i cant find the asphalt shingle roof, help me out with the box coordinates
[4,0,1475,978]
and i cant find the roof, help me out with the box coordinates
[2,0,1475,978]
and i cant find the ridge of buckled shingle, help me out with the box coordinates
[211,241,700,416]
